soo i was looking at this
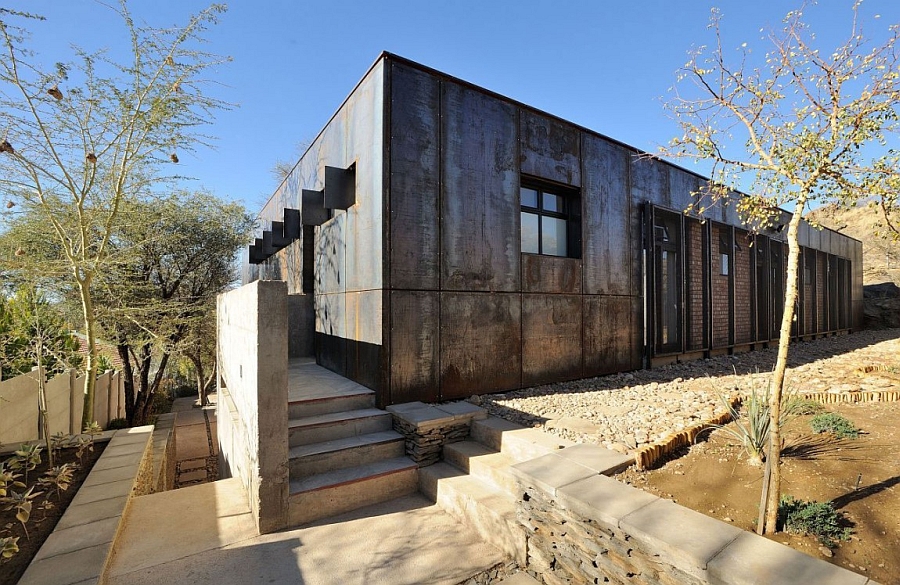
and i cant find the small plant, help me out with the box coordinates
[791,398,825,416]
[1,536,19,559]
[810,412,859,439]
[709,378,806,466]
[49,432,71,460]
[73,436,93,467]
[7,444,42,484]
[1,486,42,538]
[779,495,852,547]
[83,422,103,437]
[38,464,74,501]
[0,462,25,498]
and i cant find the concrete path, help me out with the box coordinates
[107,478,505,585]
[170,394,218,487]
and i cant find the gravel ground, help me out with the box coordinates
[470,329,900,455]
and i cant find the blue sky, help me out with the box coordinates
[4,1,899,213]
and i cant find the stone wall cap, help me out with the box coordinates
[620,498,743,579]
[556,474,658,527]
[511,452,598,496]
[707,531,872,585]
[434,401,487,421]
[555,444,632,475]
[387,401,456,428]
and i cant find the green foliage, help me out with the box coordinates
[779,495,852,547]
[810,412,860,439]
[1,485,42,538]
[7,444,41,484]
[106,418,129,430]
[38,464,74,500]
[0,287,82,380]
[73,436,93,467]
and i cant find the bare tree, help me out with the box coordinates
[0,2,229,429]
[663,3,900,533]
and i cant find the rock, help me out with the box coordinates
[819,546,834,558]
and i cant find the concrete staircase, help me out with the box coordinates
[286,359,417,526]
[420,416,576,564]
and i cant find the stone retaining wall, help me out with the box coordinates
[511,449,876,585]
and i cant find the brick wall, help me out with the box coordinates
[817,252,826,331]
[711,225,731,348]
[804,250,815,334]
[685,220,705,351]
[734,230,753,344]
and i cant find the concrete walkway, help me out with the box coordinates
[107,478,505,585]
[170,394,218,487]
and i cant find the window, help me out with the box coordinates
[520,181,580,257]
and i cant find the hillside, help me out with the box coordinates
[807,204,900,286]
[808,204,900,328]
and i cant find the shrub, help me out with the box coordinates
[810,412,859,439]
[106,418,129,430]
[779,495,851,547]
[791,398,825,416]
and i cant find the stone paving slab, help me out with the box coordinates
[106,491,505,585]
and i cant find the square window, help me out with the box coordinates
[519,180,579,258]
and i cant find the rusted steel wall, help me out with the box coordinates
[241,54,864,405]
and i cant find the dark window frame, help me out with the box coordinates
[520,178,581,259]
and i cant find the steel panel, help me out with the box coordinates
[441,82,519,292]
[631,155,668,208]
[315,216,345,296]
[324,165,356,210]
[583,295,640,376]
[522,255,582,294]
[302,190,329,226]
[315,292,346,339]
[520,110,581,186]
[668,167,700,213]
[522,295,583,386]
[797,221,811,248]
[722,191,742,226]
[389,64,441,290]
[583,135,632,295]
[439,293,521,399]
[806,223,821,250]
[345,290,382,346]
[390,291,439,404]
[819,228,833,255]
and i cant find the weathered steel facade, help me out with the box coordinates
[247,53,863,407]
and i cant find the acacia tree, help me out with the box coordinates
[0,3,229,429]
[663,4,900,533]
[97,192,250,424]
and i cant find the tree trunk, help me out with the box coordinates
[76,277,97,432]
[118,341,137,424]
[763,197,806,534]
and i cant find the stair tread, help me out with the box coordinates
[288,389,373,405]
[289,430,403,459]
[288,408,389,429]
[425,462,516,514]
[290,456,416,494]
[444,440,515,470]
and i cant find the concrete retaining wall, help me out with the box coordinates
[0,369,123,445]
[217,280,289,534]
[511,451,876,585]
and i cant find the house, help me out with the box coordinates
[245,53,863,408]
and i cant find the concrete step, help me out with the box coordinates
[442,440,519,496]
[288,456,418,526]
[470,416,573,463]
[288,408,392,447]
[420,462,526,564]
[289,430,405,478]
[288,391,374,419]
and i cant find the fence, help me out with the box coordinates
[0,368,124,446]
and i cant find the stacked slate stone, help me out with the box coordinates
[386,401,487,467]
[517,487,704,585]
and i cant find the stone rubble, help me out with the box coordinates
[473,329,900,454]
